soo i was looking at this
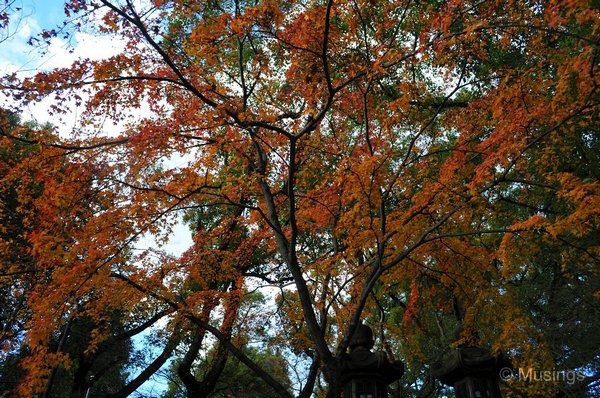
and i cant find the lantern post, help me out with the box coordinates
[431,345,509,398]
[340,323,404,398]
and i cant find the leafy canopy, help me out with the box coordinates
[0,0,598,397]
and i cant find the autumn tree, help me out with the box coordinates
[0,109,42,395]
[0,0,598,397]
[160,292,292,398]
[0,110,157,397]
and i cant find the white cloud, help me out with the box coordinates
[0,28,129,134]
[40,31,125,70]
[0,16,43,75]
[18,31,126,127]
[1,13,126,125]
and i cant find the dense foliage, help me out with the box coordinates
[1,0,598,397]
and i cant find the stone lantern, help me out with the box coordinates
[341,323,404,398]
[431,345,509,398]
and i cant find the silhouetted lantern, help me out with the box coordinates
[431,346,509,398]
[341,323,404,398]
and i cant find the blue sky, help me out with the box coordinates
[18,0,65,27]
[1,0,126,120]
[1,0,67,74]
